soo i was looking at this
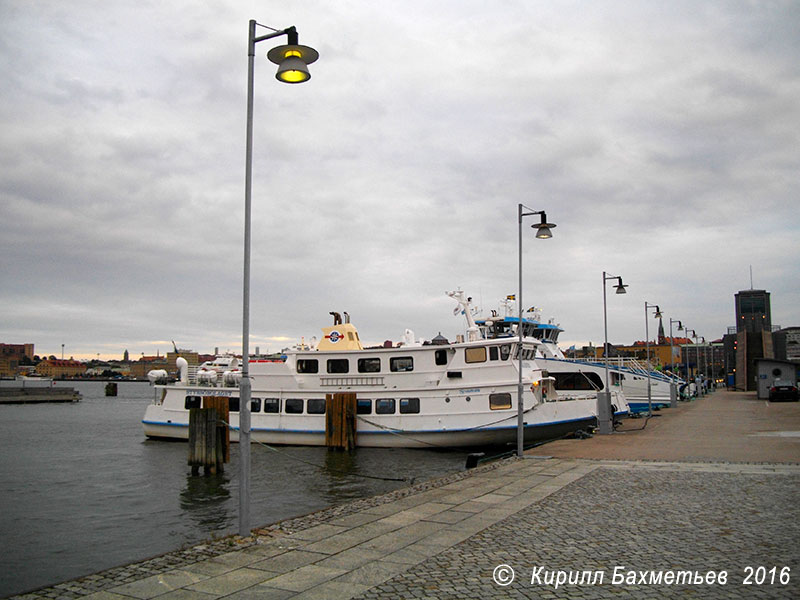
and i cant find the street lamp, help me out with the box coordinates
[644,302,662,416]
[239,20,318,538]
[598,272,627,434]
[668,318,682,406]
[698,336,706,396]
[685,328,695,397]
[517,204,556,457]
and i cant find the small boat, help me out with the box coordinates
[142,291,609,448]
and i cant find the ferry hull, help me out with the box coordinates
[142,416,597,448]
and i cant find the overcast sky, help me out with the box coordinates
[1,1,798,361]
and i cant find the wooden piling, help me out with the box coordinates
[325,393,357,450]
[203,396,230,463]
[105,382,117,396]
[188,397,230,474]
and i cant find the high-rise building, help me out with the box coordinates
[734,289,771,333]
[729,289,774,390]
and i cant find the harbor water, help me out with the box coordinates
[0,381,471,597]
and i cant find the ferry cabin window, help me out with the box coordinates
[358,358,381,373]
[399,397,420,414]
[489,393,512,410]
[465,347,487,363]
[376,398,396,414]
[296,359,318,374]
[357,399,372,414]
[390,357,413,372]
[229,397,240,412]
[185,396,201,410]
[552,372,604,390]
[250,398,261,413]
[264,398,280,413]
[307,398,326,414]
[435,349,448,366]
[285,398,303,414]
[489,346,499,361]
[327,359,349,374]
[500,345,511,360]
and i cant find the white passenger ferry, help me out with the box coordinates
[142,291,618,448]
[475,299,679,414]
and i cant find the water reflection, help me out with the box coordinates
[180,471,233,532]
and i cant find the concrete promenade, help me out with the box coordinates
[10,391,800,600]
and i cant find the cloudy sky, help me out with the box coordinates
[2,1,798,360]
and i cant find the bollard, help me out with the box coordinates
[465,453,485,469]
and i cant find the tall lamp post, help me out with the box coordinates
[598,272,627,434]
[517,204,555,457]
[698,336,706,396]
[644,302,662,416]
[240,20,318,537]
[668,318,682,406]
[686,328,695,397]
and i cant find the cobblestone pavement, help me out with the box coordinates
[355,462,800,599]
[8,459,799,600]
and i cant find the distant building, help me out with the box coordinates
[734,289,771,333]
[130,355,170,380]
[166,351,198,377]
[724,288,797,391]
[754,358,800,399]
[36,359,86,379]
[773,327,800,362]
[0,343,35,377]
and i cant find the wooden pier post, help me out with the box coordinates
[188,397,230,474]
[105,382,117,396]
[325,393,357,450]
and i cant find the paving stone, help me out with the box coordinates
[354,466,800,600]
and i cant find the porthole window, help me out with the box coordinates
[390,357,414,372]
[327,359,349,374]
[358,358,381,373]
[465,347,487,363]
[399,398,420,414]
[296,359,318,374]
[307,398,326,414]
[285,398,303,414]
[357,399,372,414]
[376,398,396,414]
[489,392,512,410]
[185,396,201,410]
[263,398,280,413]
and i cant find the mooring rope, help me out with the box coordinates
[219,419,410,483]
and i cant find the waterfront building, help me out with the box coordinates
[35,359,86,379]
[0,343,35,377]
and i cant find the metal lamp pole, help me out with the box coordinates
[644,302,661,416]
[517,204,555,457]
[686,329,695,397]
[240,19,317,537]
[699,336,706,396]
[598,272,627,434]
[669,318,682,406]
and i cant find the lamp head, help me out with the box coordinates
[267,42,319,84]
[614,277,628,294]
[533,212,556,239]
[652,305,662,319]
